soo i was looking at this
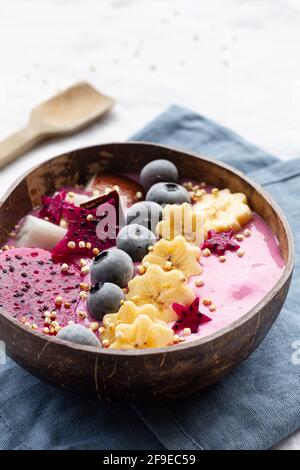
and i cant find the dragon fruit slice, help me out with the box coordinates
[172,297,211,334]
[51,190,120,263]
[0,247,84,333]
[38,188,93,225]
[201,229,240,255]
[39,190,67,225]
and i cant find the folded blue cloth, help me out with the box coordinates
[0,105,299,450]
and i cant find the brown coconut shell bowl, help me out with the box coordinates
[0,143,294,401]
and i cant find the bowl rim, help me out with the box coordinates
[0,141,294,357]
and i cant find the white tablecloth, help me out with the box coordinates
[0,0,299,450]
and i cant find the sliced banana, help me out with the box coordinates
[101,301,174,349]
[126,264,194,323]
[142,235,202,278]
[156,203,204,245]
[110,314,174,350]
[196,188,252,234]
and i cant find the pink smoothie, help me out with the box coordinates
[188,213,285,339]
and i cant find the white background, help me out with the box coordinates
[0,0,299,449]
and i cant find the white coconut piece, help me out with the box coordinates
[65,192,90,206]
[15,215,67,251]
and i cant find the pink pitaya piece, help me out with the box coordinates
[39,190,67,225]
[201,229,240,256]
[172,297,212,334]
[51,191,120,263]
[0,247,84,332]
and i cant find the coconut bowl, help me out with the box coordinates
[0,143,294,401]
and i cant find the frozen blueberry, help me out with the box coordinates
[126,201,162,232]
[116,223,156,261]
[146,182,191,206]
[140,159,178,190]
[90,249,134,288]
[87,282,125,320]
[57,324,101,347]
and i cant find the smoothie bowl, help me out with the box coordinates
[0,143,294,400]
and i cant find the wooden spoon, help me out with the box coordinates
[0,82,115,169]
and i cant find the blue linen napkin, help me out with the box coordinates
[0,105,299,450]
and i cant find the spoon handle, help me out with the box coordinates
[0,124,43,170]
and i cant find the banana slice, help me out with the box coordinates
[101,301,174,349]
[142,235,202,278]
[110,314,174,350]
[156,203,204,245]
[101,301,165,344]
[196,188,252,234]
[126,264,194,322]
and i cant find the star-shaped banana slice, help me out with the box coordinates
[156,203,204,245]
[109,314,174,350]
[101,301,166,345]
[126,264,195,322]
[101,301,173,349]
[196,188,252,234]
[142,236,202,278]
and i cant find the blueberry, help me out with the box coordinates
[116,223,156,261]
[146,182,191,206]
[90,249,134,288]
[126,201,162,232]
[57,324,101,347]
[140,159,178,190]
[87,282,125,320]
